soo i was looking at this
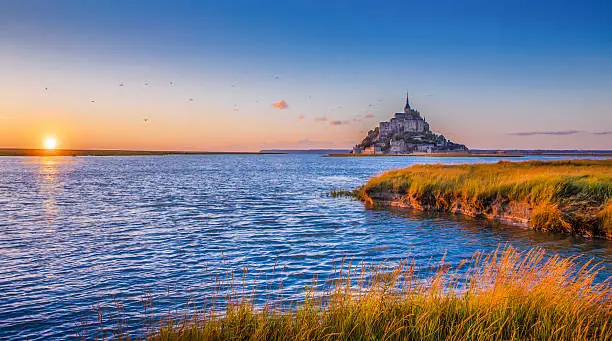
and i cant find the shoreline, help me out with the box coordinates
[327,151,612,157]
[0,148,286,157]
[327,152,524,157]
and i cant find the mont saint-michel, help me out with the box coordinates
[352,94,467,154]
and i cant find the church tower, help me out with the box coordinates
[403,91,411,113]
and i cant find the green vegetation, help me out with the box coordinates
[357,127,380,149]
[329,189,359,197]
[148,246,610,340]
[359,159,612,238]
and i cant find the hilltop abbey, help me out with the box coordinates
[352,93,467,154]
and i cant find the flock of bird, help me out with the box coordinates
[42,80,232,124]
[41,76,395,125]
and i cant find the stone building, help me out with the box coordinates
[379,94,429,139]
[352,92,468,155]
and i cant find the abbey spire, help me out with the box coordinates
[404,91,411,113]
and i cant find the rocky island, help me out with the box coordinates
[352,93,467,154]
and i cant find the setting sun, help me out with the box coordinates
[43,137,57,150]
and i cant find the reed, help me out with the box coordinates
[147,246,611,341]
[359,159,612,238]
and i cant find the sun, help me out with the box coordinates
[43,137,57,150]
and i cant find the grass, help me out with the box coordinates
[358,159,612,238]
[143,246,611,340]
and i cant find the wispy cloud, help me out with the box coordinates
[266,139,338,148]
[298,113,305,119]
[295,139,336,147]
[314,117,327,122]
[510,130,581,136]
[364,113,374,118]
[593,131,612,135]
[329,120,349,126]
[272,100,288,109]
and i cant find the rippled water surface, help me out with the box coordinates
[0,155,610,339]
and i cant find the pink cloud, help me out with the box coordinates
[314,117,327,122]
[298,114,305,119]
[365,113,374,118]
[272,100,288,109]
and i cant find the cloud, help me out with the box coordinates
[364,113,374,118]
[298,114,305,119]
[510,130,581,136]
[593,131,612,135]
[272,100,288,109]
[295,139,336,147]
[314,117,327,122]
[329,120,349,126]
[264,139,338,148]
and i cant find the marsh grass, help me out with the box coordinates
[329,189,359,198]
[135,246,612,341]
[359,159,612,238]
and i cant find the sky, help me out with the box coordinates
[0,0,611,151]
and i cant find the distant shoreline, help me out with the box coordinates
[327,151,612,157]
[2,148,610,157]
[326,153,524,157]
[0,148,286,157]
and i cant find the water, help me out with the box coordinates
[0,154,610,340]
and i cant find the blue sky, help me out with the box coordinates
[1,0,611,150]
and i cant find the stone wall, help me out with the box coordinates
[379,115,427,139]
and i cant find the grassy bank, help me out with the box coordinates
[148,247,610,340]
[358,159,612,239]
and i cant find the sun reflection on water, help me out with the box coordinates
[30,157,78,225]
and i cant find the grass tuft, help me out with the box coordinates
[148,246,611,340]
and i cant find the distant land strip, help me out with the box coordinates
[327,150,612,157]
[326,152,523,158]
[0,149,286,157]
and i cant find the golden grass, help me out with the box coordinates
[359,159,612,238]
[148,246,611,340]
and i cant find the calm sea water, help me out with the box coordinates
[0,154,610,340]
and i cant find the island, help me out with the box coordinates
[352,93,468,155]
